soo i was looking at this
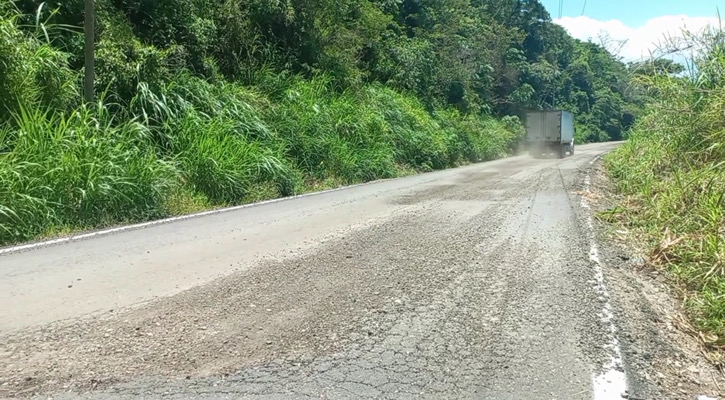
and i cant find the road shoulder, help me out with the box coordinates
[586,159,724,399]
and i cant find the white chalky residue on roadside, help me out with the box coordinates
[580,155,628,400]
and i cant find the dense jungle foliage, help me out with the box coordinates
[0,0,640,244]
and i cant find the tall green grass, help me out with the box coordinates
[0,104,177,243]
[0,3,78,120]
[605,25,725,346]
[0,6,524,246]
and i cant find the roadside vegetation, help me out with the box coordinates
[1,0,639,246]
[605,25,725,350]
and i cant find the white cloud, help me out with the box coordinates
[554,15,722,62]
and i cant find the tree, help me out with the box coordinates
[11,0,643,142]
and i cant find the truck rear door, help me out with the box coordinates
[526,111,562,143]
[544,111,562,143]
[526,112,546,142]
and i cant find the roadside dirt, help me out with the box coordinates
[587,160,725,400]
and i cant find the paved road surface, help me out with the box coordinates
[1,143,626,399]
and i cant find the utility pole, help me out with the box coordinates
[84,0,95,103]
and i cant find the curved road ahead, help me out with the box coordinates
[1,143,626,399]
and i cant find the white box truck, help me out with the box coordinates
[525,110,575,158]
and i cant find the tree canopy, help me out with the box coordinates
[12,0,643,142]
[0,0,650,245]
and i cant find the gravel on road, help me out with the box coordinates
[0,143,660,399]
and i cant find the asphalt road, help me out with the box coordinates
[1,142,627,399]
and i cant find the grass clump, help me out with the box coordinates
[605,25,725,346]
[0,104,177,244]
[0,4,78,119]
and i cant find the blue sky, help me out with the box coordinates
[540,0,723,61]
[541,0,722,26]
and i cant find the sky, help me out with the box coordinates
[540,0,723,61]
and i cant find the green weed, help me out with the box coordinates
[605,24,725,347]
[0,103,177,244]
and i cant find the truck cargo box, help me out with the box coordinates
[525,110,575,158]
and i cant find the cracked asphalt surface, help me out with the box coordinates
[1,143,625,399]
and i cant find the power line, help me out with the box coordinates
[558,0,564,19]
[581,0,588,16]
